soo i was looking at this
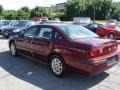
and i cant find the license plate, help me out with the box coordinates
[107,56,118,67]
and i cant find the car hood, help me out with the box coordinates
[72,37,116,47]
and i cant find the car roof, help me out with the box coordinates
[36,23,68,27]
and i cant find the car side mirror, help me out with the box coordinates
[18,32,24,37]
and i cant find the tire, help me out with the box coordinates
[49,55,66,78]
[108,33,115,39]
[10,42,17,56]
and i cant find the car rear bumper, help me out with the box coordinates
[67,46,120,76]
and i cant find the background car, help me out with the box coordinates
[84,23,104,33]
[0,20,13,35]
[96,25,120,39]
[9,24,119,77]
[1,20,36,38]
[0,20,12,27]
[106,19,117,25]
[73,17,91,26]
[38,20,63,24]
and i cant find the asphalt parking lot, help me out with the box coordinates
[0,36,120,90]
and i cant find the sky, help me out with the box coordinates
[0,0,119,10]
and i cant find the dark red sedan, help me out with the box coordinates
[96,25,120,39]
[9,24,120,77]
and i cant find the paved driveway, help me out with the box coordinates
[0,36,120,90]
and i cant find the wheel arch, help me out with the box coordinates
[107,31,115,36]
[9,40,15,48]
[47,52,65,64]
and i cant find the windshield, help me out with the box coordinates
[59,25,98,39]
[0,20,11,25]
[13,21,27,27]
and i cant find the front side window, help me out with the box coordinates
[58,25,98,39]
[38,27,53,39]
[24,26,38,37]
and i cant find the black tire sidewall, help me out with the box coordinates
[10,42,17,56]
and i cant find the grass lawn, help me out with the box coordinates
[63,20,106,24]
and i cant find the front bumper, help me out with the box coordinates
[1,31,10,38]
[1,31,16,38]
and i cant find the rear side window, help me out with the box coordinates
[38,27,53,39]
[58,25,98,39]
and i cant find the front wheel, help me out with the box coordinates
[108,33,115,39]
[50,55,66,78]
[10,42,17,56]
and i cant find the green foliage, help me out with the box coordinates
[3,10,17,20]
[30,6,55,19]
[65,0,86,20]
[20,6,30,13]
[16,9,30,20]
[0,5,3,14]
[55,12,66,21]
[65,0,117,20]
[0,15,4,19]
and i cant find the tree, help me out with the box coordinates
[16,9,30,20]
[111,3,120,20]
[0,5,4,19]
[20,6,30,13]
[3,10,17,20]
[65,0,87,20]
[0,5,3,14]
[86,0,113,20]
[30,6,54,19]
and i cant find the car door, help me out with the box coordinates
[15,26,39,57]
[31,26,54,62]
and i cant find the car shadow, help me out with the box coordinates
[0,51,109,90]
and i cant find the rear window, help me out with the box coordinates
[58,25,98,39]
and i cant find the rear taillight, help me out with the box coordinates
[88,41,118,58]
[116,42,118,49]
[89,48,98,58]
[89,47,104,58]
[111,41,118,50]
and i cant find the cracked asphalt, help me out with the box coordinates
[0,36,120,90]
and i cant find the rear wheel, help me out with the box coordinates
[10,42,17,56]
[49,55,66,78]
[108,33,115,39]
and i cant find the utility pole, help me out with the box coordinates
[93,0,95,23]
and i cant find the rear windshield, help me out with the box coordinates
[58,25,98,39]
